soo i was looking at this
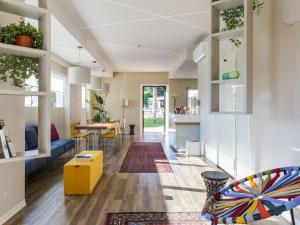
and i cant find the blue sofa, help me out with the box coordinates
[25,124,75,176]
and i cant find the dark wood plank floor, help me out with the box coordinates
[5,133,289,225]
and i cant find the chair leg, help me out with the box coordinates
[291,209,296,225]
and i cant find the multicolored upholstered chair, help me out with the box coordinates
[202,167,300,225]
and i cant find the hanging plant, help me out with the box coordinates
[220,0,264,47]
[0,54,39,88]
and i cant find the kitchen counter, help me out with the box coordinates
[174,114,200,152]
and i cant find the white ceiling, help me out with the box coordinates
[54,0,209,74]
[51,16,111,77]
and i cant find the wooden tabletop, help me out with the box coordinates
[75,123,116,130]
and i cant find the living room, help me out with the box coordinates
[0,0,299,225]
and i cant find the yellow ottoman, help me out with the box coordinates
[64,151,103,195]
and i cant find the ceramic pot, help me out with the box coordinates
[15,35,33,48]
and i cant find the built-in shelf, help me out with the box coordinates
[0,0,47,20]
[211,79,244,85]
[212,0,244,11]
[211,28,244,40]
[211,111,245,115]
[0,90,48,96]
[0,43,48,58]
[0,0,51,165]
[0,151,49,164]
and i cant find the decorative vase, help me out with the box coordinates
[222,71,240,80]
[15,35,33,48]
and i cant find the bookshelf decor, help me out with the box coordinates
[209,0,253,114]
[0,0,51,163]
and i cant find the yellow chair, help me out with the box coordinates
[99,121,120,152]
[70,121,91,151]
[64,150,103,195]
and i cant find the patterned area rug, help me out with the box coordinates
[120,142,172,173]
[105,212,208,225]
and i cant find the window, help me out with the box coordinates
[82,85,86,109]
[187,89,199,109]
[25,76,38,107]
[50,75,64,108]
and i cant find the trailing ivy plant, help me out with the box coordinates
[220,0,264,47]
[0,54,39,88]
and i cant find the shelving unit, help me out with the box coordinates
[0,0,51,162]
[209,0,253,114]
[0,43,48,58]
[212,0,244,11]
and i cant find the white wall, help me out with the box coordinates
[199,0,300,179]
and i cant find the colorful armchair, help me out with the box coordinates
[202,167,300,225]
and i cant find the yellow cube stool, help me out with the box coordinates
[64,151,103,195]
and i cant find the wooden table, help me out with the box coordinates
[75,123,118,149]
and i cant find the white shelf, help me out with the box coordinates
[212,0,244,11]
[0,90,48,96]
[211,79,244,85]
[0,0,47,20]
[211,28,244,40]
[0,151,49,164]
[210,111,246,115]
[0,43,48,58]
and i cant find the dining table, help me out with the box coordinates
[75,122,118,150]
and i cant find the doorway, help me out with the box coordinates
[142,86,167,133]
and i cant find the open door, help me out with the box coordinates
[142,86,166,133]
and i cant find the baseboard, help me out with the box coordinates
[0,200,26,225]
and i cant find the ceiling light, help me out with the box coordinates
[87,61,103,90]
[68,46,91,85]
[68,67,91,84]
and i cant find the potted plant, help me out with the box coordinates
[0,18,44,49]
[89,94,108,123]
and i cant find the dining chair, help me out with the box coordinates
[99,121,120,152]
[70,121,91,151]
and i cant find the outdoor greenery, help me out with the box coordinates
[144,117,164,128]
[143,86,165,107]
[0,18,44,88]
[90,94,108,123]
[0,18,44,49]
[220,0,264,47]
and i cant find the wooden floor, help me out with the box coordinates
[5,133,290,225]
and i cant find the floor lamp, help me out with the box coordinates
[121,99,129,136]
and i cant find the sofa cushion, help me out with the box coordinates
[51,124,60,141]
[25,125,38,150]
[25,158,48,176]
[52,139,75,152]
[50,144,65,160]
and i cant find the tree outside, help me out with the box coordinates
[143,86,166,132]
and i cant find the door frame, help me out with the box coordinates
[140,84,169,134]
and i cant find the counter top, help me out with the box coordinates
[174,114,201,123]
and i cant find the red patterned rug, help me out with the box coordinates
[105,212,208,225]
[120,142,172,173]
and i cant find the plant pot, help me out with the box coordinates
[15,35,33,48]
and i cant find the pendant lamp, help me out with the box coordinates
[87,61,103,90]
[68,46,91,85]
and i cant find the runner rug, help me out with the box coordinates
[119,142,172,173]
[105,212,208,225]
